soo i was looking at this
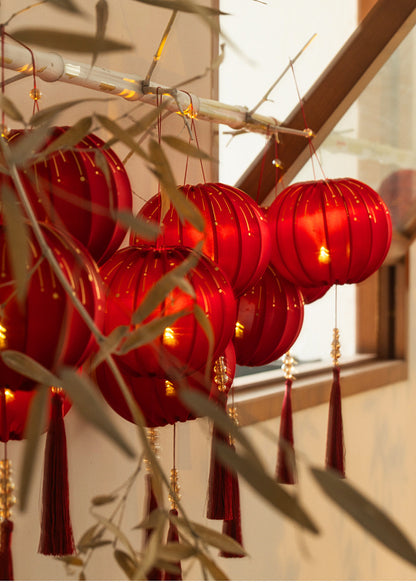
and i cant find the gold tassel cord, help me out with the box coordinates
[0,460,15,522]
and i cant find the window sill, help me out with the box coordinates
[233,356,408,427]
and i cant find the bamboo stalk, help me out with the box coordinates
[1,39,311,139]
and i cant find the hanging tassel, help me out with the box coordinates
[38,388,75,556]
[325,328,345,477]
[276,353,297,484]
[206,357,233,520]
[218,406,244,558]
[143,428,163,582]
[0,459,15,581]
[163,468,182,581]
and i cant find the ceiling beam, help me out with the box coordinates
[235,0,416,205]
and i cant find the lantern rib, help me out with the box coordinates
[1,39,312,140]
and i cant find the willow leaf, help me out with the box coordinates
[172,516,246,557]
[40,117,93,158]
[6,123,53,167]
[310,466,416,567]
[132,0,225,16]
[215,440,319,535]
[95,114,149,161]
[115,210,160,242]
[196,552,229,581]
[161,135,211,159]
[131,250,200,325]
[114,549,138,579]
[48,0,84,13]
[1,187,29,305]
[91,512,136,557]
[93,0,109,68]
[30,99,109,127]
[120,309,190,354]
[59,555,84,566]
[19,386,49,510]
[0,350,61,387]
[11,29,132,53]
[193,305,214,378]
[91,325,129,369]
[105,107,164,150]
[157,542,196,562]
[0,95,25,124]
[91,494,118,506]
[132,511,166,580]
[59,368,135,458]
[149,140,205,232]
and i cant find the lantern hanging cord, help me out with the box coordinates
[0,38,313,140]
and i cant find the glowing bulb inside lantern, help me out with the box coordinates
[0,324,7,349]
[319,246,330,263]
[163,327,177,346]
[4,389,14,403]
[235,321,245,338]
[165,380,175,396]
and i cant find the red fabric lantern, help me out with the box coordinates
[94,341,236,427]
[4,127,132,265]
[267,178,392,287]
[233,264,304,367]
[100,245,236,380]
[131,183,271,296]
[300,284,331,304]
[0,223,105,391]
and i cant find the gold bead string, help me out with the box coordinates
[168,468,181,511]
[331,327,341,367]
[227,405,239,446]
[213,356,230,393]
[144,427,160,474]
[0,459,15,521]
[281,351,296,380]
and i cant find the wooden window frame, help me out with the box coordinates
[224,0,415,426]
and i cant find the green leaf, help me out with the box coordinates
[131,249,200,326]
[172,516,246,557]
[93,0,109,68]
[193,305,214,378]
[196,551,229,581]
[91,494,118,506]
[115,210,160,242]
[0,350,61,387]
[30,99,110,127]
[215,440,319,535]
[148,139,205,232]
[19,386,49,510]
[59,368,135,458]
[95,114,149,161]
[119,309,190,354]
[0,95,25,124]
[11,29,133,54]
[1,187,29,305]
[40,117,93,158]
[310,466,416,567]
[161,135,211,159]
[114,549,138,579]
[91,325,129,369]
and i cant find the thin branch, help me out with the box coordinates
[144,10,178,86]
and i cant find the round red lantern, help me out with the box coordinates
[299,284,331,304]
[4,127,132,265]
[100,245,236,380]
[267,178,392,287]
[0,224,105,391]
[131,183,271,296]
[234,264,304,366]
[94,341,236,427]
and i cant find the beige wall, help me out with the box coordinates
[2,1,416,580]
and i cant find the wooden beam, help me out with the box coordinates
[236,0,416,205]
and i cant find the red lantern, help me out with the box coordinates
[234,264,304,367]
[4,127,133,265]
[0,224,105,391]
[267,178,392,287]
[300,284,331,304]
[131,183,271,296]
[94,342,236,427]
[100,245,236,380]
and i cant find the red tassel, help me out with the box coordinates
[162,509,182,581]
[206,426,234,520]
[325,366,345,477]
[0,519,13,580]
[276,379,296,484]
[143,473,163,581]
[219,454,245,558]
[38,390,75,556]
